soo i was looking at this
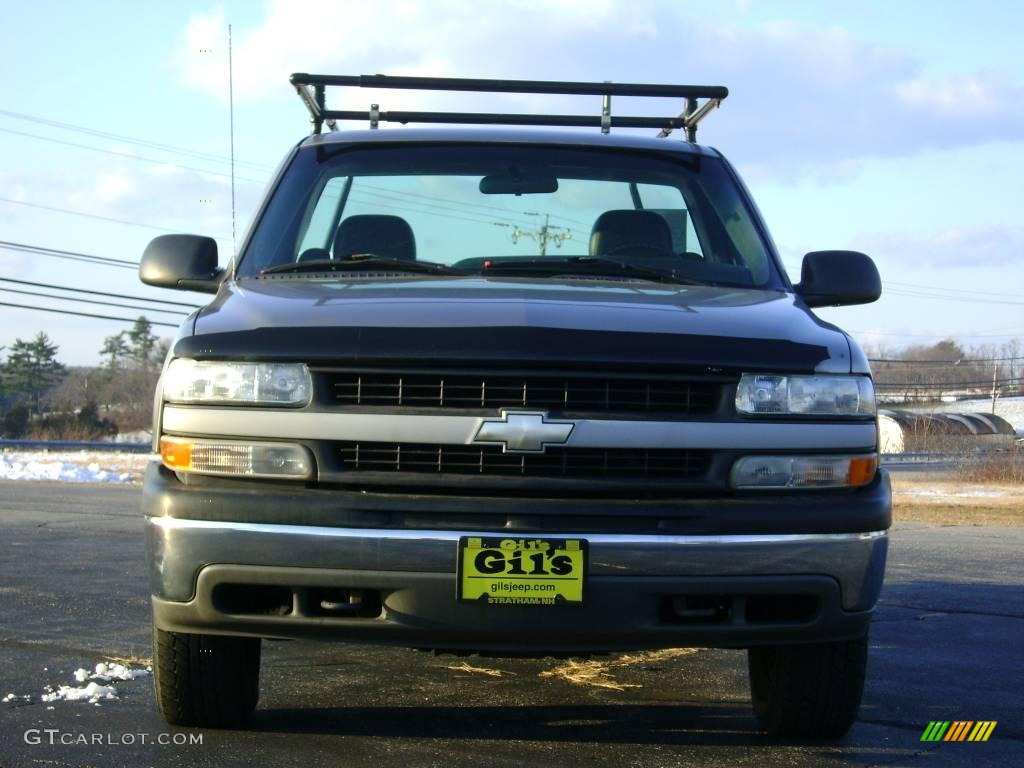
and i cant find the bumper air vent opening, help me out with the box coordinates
[661,594,733,625]
[306,588,383,619]
[744,594,819,624]
[213,583,294,616]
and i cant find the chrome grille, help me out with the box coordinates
[337,442,709,479]
[326,372,721,415]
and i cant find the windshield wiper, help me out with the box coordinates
[261,256,461,276]
[481,257,698,285]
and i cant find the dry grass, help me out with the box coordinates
[891,474,1024,526]
[538,648,699,691]
[103,652,152,667]
[954,453,1024,484]
[445,661,516,678]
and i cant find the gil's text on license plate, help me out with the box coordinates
[457,537,587,606]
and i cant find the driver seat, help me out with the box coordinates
[589,210,674,260]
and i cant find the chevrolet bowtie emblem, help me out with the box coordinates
[473,410,575,454]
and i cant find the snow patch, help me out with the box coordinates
[904,488,1010,498]
[75,662,151,682]
[0,451,151,483]
[37,662,151,706]
[41,682,118,704]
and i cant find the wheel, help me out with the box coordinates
[748,634,868,739]
[153,627,261,728]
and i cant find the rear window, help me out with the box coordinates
[239,143,780,288]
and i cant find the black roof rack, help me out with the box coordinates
[289,73,727,142]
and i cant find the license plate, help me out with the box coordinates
[457,537,587,606]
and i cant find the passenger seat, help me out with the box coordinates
[333,214,417,261]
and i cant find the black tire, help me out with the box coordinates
[748,634,868,739]
[153,627,261,728]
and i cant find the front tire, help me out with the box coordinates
[748,634,868,739]
[153,627,261,728]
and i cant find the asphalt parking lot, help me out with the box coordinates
[0,481,1020,767]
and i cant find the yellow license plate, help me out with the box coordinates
[457,537,587,606]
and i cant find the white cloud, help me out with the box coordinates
[893,75,1005,115]
[174,2,1024,181]
[860,226,1024,269]
[94,174,136,203]
[145,163,184,177]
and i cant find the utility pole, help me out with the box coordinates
[990,356,998,415]
[228,23,237,256]
[510,213,572,256]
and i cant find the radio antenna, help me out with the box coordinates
[228,23,237,254]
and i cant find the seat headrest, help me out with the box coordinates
[297,247,331,263]
[589,210,673,258]
[334,215,416,262]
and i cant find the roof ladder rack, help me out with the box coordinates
[289,74,728,142]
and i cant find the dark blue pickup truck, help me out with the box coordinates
[139,74,888,738]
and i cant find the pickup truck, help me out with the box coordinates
[140,74,889,738]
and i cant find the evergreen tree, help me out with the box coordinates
[126,317,159,372]
[100,332,130,370]
[1,332,66,415]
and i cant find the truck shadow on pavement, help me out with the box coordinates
[253,702,738,743]
[248,703,877,752]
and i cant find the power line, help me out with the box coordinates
[304,184,589,234]
[0,197,176,233]
[852,327,1024,338]
[0,126,265,185]
[0,108,593,239]
[0,240,138,269]
[358,182,589,228]
[0,108,273,173]
[882,287,1024,307]
[0,286,189,316]
[0,107,582,232]
[782,264,1024,304]
[0,197,231,242]
[0,276,200,308]
[870,356,1023,364]
[885,280,1024,300]
[875,378,1021,388]
[0,300,177,327]
[346,189,535,229]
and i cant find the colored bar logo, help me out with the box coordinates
[921,721,996,742]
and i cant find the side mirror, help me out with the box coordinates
[140,235,223,294]
[795,250,881,308]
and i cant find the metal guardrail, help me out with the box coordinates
[0,439,152,454]
[882,452,962,462]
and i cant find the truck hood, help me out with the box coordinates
[175,276,851,373]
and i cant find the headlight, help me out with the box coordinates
[736,374,875,417]
[163,360,311,406]
[731,454,877,489]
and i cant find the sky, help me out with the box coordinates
[1,0,1022,366]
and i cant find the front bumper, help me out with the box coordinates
[146,465,889,652]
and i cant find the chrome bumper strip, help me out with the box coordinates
[161,407,877,450]
[147,516,888,610]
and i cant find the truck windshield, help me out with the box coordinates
[238,143,781,289]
